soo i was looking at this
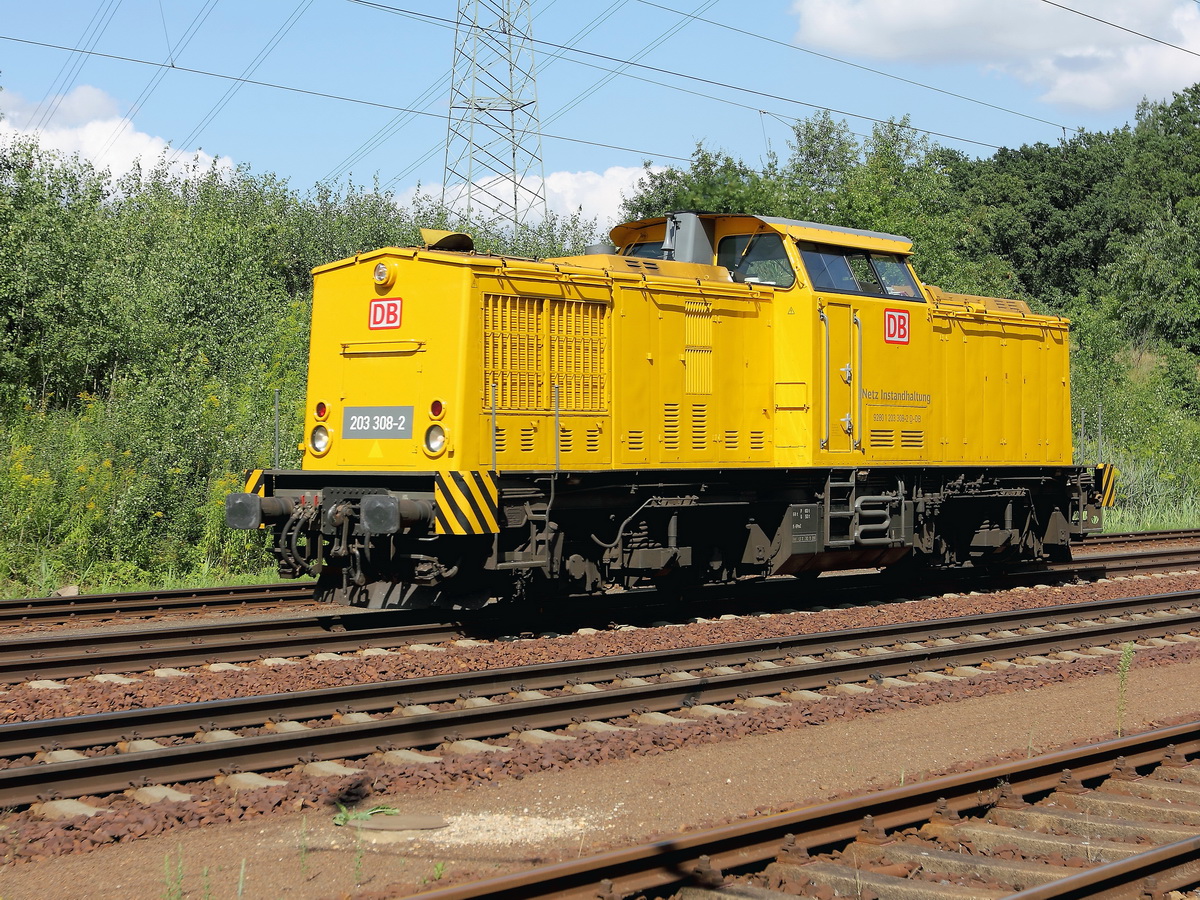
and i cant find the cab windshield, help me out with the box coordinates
[716,233,795,287]
[796,241,921,299]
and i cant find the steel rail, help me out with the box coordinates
[404,721,1200,900]
[4,545,1199,684]
[0,529,1192,630]
[0,582,318,625]
[1083,528,1200,547]
[0,613,468,682]
[2,589,1199,806]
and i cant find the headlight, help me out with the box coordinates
[424,424,446,454]
[310,424,330,454]
[373,261,397,287]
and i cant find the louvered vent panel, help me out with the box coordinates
[586,427,601,452]
[483,294,543,410]
[724,430,739,451]
[627,430,645,452]
[900,430,925,449]
[749,431,766,451]
[691,404,708,450]
[870,429,895,448]
[663,404,680,451]
[483,295,608,413]
[684,299,713,395]
[548,300,607,412]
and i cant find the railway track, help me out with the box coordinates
[1083,527,1200,548]
[413,720,1200,900]
[0,528,1195,631]
[1,544,1197,684]
[2,586,1199,809]
[0,610,467,682]
[0,581,317,627]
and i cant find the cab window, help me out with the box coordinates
[716,233,795,287]
[623,241,665,258]
[796,241,922,300]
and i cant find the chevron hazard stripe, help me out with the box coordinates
[1097,462,1118,508]
[242,469,266,496]
[434,471,501,534]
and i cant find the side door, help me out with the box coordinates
[819,300,857,453]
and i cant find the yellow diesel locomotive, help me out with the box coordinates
[227,212,1106,608]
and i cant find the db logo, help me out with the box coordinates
[884,308,910,344]
[369,298,402,330]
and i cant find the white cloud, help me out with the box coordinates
[398,165,654,231]
[790,0,1200,111]
[0,85,232,181]
[544,164,649,227]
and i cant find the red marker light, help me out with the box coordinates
[430,399,444,418]
[315,402,327,419]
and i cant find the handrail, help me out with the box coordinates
[819,307,830,450]
[853,311,863,450]
[340,339,425,355]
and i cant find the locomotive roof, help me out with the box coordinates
[610,212,913,253]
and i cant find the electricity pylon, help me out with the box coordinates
[442,0,548,232]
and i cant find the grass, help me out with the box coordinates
[299,815,310,878]
[162,846,184,900]
[1117,641,1136,737]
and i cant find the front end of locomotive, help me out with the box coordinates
[225,232,507,608]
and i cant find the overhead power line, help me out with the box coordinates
[95,0,220,164]
[346,0,1003,149]
[0,31,697,164]
[167,0,315,166]
[634,0,1073,131]
[1037,0,1200,60]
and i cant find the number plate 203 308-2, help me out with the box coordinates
[342,406,414,439]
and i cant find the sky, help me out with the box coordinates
[3,0,1200,231]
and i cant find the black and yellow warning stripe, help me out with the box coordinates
[243,469,266,496]
[1097,462,1118,508]
[434,470,501,534]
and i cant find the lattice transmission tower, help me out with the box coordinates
[442,0,548,232]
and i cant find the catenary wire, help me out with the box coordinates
[332,0,632,186]
[635,0,1073,131]
[0,31,698,165]
[347,1,1004,150]
[1037,0,1200,59]
[95,0,220,165]
[29,0,123,134]
[166,0,315,167]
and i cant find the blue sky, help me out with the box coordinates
[4,0,1200,228]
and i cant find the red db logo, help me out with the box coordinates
[369,298,402,330]
[884,309,909,344]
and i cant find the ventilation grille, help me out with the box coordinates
[663,404,680,451]
[900,430,925,449]
[483,293,607,412]
[586,427,601,453]
[549,300,606,412]
[684,299,713,395]
[558,427,573,454]
[520,428,536,452]
[869,429,895,448]
[691,403,708,450]
[493,427,507,454]
[627,430,645,452]
[749,431,766,451]
[724,430,739,451]
[482,295,541,411]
